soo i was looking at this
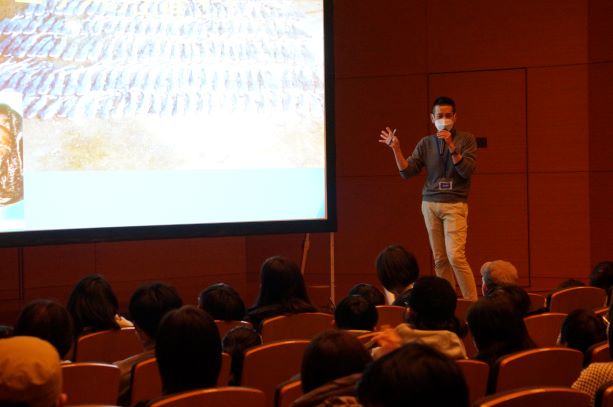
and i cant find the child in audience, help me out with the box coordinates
[375,245,419,307]
[334,295,378,332]
[357,342,468,407]
[222,325,262,386]
[347,283,386,306]
[246,256,317,331]
[291,330,372,407]
[13,299,74,360]
[198,282,246,321]
[559,309,607,367]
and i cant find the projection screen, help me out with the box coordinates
[0,0,335,247]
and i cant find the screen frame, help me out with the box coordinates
[0,0,336,248]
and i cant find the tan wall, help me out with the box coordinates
[1,0,612,324]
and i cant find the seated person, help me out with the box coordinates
[246,256,317,331]
[198,282,246,321]
[371,276,466,360]
[67,274,132,338]
[291,330,372,407]
[375,245,419,307]
[357,342,468,407]
[115,281,183,405]
[559,309,607,367]
[589,261,613,303]
[333,295,378,332]
[479,260,519,296]
[155,306,221,397]
[486,284,532,317]
[222,325,262,386]
[0,336,67,407]
[347,283,386,306]
[13,299,74,361]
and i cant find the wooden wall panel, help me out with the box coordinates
[527,65,589,172]
[0,248,19,301]
[467,174,530,286]
[335,175,433,290]
[529,173,590,286]
[334,0,427,77]
[589,0,613,62]
[335,75,428,177]
[589,171,613,266]
[427,0,587,72]
[428,69,526,174]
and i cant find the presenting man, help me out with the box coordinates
[379,96,478,300]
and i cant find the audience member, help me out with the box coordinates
[13,299,74,360]
[292,330,372,407]
[486,284,531,317]
[466,296,536,370]
[0,325,12,338]
[155,305,221,395]
[589,261,613,302]
[546,278,585,309]
[573,309,613,406]
[115,282,183,405]
[375,245,419,307]
[0,336,66,407]
[479,260,518,296]
[347,283,386,306]
[334,295,378,332]
[357,342,469,407]
[246,256,317,331]
[198,283,246,321]
[66,274,132,338]
[221,325,262,386]
[372,276,466,359]
[559,309,607,367]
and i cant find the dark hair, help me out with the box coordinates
[222,325,262,386]
[347,283,386,306]
[357,342,468,407]
[301,330,372,393]
[334,295,378,331]
[155,305,221,395]
[432,96,456,113]
[375,245,419,293]
[129,282,183,340]
[253,256,312,308]
[560,309,607,367]
[487,284,531,317]
[546,278,586,309]
[0,325,13,338]
[407,276,463,336]
[66,274,120,337]
[198,283,246,321]
[13,299,73,359]
[466,296,536,368]
[589,261,613,295]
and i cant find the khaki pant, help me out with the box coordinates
[421,201,478,300]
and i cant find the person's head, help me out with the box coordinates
[559,309,607,366]
[486,284,530,317]
[128,282,183,346]
[357,342,468,407]
[0,336,66,407]
[334,295,378,331]
[466,296,535,365]
[430,96,457,132]
[480,260,519,296]
[254,256,311,308]
[198,283,246,321]
[347,283,386,306]
[155,305,221,394]
[66,274,120,337]
[406,276,461,335]
[13,299,74,360]
[375,245,419,296]
[221,325,262,386]
[301,330,372,393]
[589,261,613,294]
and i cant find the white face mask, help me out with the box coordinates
[434,118,453,131]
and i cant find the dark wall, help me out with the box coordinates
[1,0,611,324]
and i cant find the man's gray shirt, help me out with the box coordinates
[399,129,477,203]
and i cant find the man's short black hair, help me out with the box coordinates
[432,96,456,113]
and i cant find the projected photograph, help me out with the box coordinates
[0,0,329,236]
